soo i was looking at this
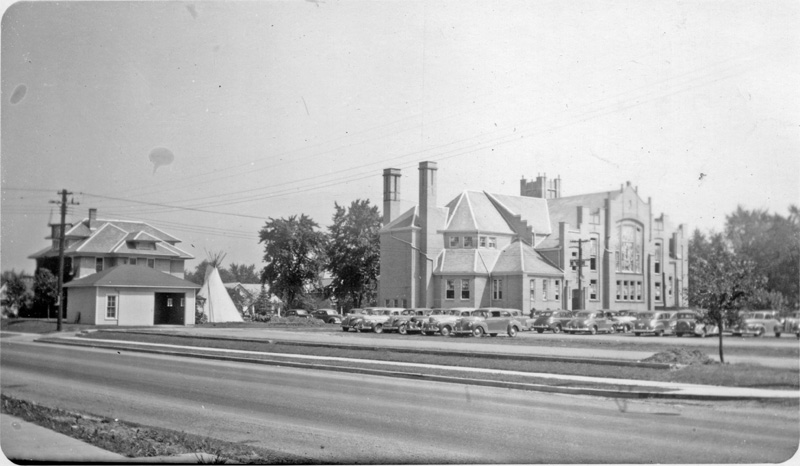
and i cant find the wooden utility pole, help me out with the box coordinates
[49,190,75,331]
[570,239,591,310]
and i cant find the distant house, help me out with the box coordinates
[29,208,194,281]
[64,265,200,326]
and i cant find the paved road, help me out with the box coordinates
[2,338,798,463]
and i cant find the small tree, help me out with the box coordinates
[259,215,326,312]
[33,269,59,319]
[687,232,765,363]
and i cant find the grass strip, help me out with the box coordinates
[78,331,799,389]
[1,394,320,464]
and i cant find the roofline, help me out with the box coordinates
[66,284,200,289]
[75,222,127,253]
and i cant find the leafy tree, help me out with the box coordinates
[227,263,260,283]
[1,270,31,316]
[33,269,59,319]
[725,205,800,311]
[259,215,326,312]
[325,200,381,309]
[687,232,766,363]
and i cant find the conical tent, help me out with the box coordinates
[198,264,243,322]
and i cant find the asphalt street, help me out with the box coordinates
[2,338,798,464]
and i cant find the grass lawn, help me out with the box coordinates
[76,331,800,390]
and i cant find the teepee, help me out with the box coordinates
[197,252,243,323]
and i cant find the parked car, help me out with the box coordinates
[674,310,718,337]
[421,308,476,336]
[285,309,311,318]
[780,311,800,339]
[310,308,344,324]
[564,311,616,335]
[505,308,532,331]
[383,308,432,334]
[453,308,522,337]
[353,308,404,333]
[633,311,677,336]
[731,310,784,337]
[341,308,371,332]
[610,310,638,333]
[405,309,447,334]
[531,310,575,334]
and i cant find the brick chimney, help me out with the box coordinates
[88,208,97,228]
[382,168,401,225]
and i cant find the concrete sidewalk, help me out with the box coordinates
[0,413,223,464]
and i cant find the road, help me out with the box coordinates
[2,338,798,463]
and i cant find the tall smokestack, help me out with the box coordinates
[382,168,401,225]
[418,161,438,307]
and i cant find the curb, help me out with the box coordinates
[89,329,674,369]
[36,337,798,402]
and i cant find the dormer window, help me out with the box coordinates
[463,236,473,248]
[449,236,460,248]
[479,236,487,248]
[488,237,497,249]
[95,257,104,273]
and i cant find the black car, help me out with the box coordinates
[310,309,344,324]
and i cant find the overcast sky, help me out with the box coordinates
[2,0,798,275]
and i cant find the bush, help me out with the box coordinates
[642,348,718,365]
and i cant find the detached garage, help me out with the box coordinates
[64,265,201,326]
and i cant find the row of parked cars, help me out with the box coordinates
[335,307,800,339]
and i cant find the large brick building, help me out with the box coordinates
[378,162,688,312]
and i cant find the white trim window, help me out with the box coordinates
[463,236,474,248]
[95,257,104,273]
[488,237,497,249]
[554,280,561,301]
[446,280,455,300]
[106,295,117,319]
[147,258,155,268]
[461,279,470,300]
[529,279,536,302]
[492,279,503,300]
[449,236,460,248]
[543,280,549,301]
[589,279,598,301]
[479,236,487,248]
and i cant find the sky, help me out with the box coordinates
[2,0,798,275]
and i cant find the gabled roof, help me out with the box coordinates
[444,192,513,234]
[381,206,418,231]
[492,240,563,275]
[64,265,200,289]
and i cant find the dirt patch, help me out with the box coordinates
[643,348,718,365]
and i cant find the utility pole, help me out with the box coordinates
[49,190,76,331]
[570,239,591,310]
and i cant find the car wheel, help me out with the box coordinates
[508,326,518,338]
[676,333,683,337]
[754,328,764,338]
[634,332,641,337]
[553,325,562,334]
[341,327,348,332]
[398,324,408,335]
[441,326,452,337]
[374,324,383,334]
[655,329,664,337]
[490,333,498,337]
[473,327,485,337]
[536,329,544,334]
[589,326,597,335]
[775,332,781,338]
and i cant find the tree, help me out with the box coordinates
[1,270,31,316]
[725,205,800,311]
[227,263,260,283]
[33,269,59,319]
[687,232,766,363]
[259,215,326,312]
[325,200,381,310]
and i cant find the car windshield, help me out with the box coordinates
[541,311,552,317]
[430,310,446,315]
[638,313,655,319]
[576,312,594,318]
[472,311,488,318]
[678,313,695,319]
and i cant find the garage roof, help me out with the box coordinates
[64,265,201,289]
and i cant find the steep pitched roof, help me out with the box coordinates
[64,265,200,289]
[492,240,563,275]
[444,192,513,234]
